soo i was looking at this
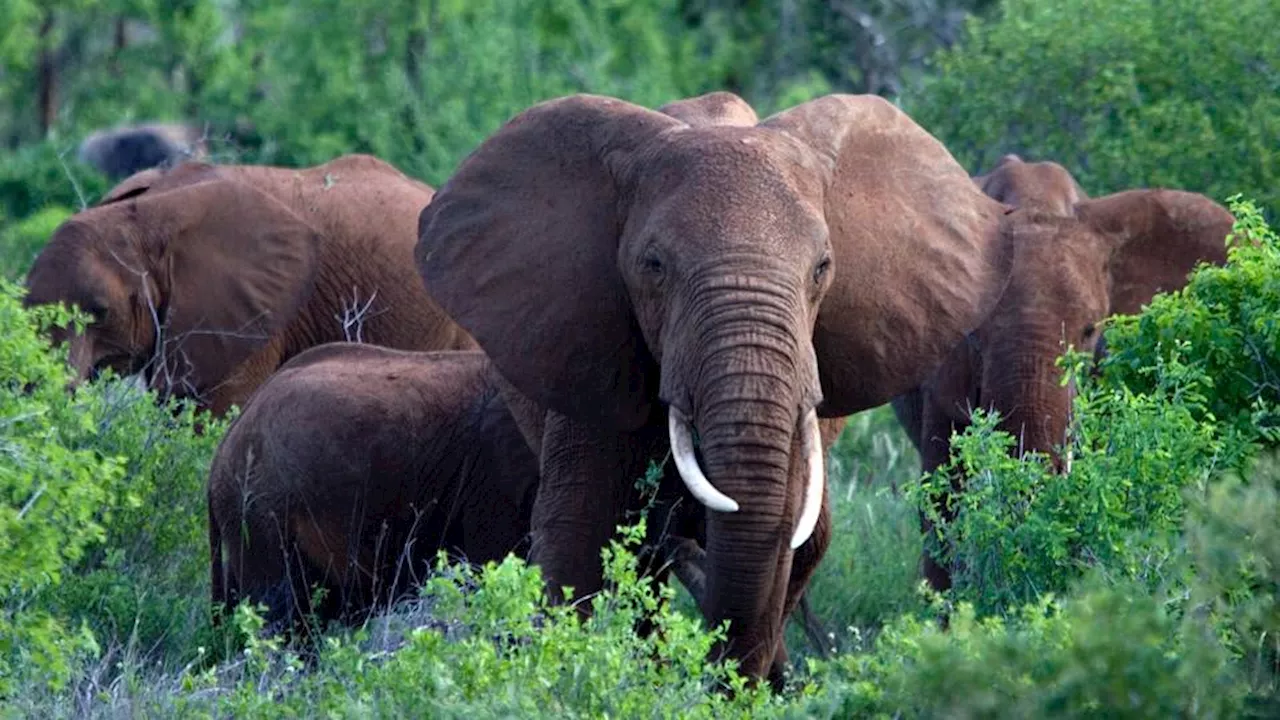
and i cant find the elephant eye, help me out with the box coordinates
[813,256,832,284]
[1082,323,1096,339]
[640,251,664,276]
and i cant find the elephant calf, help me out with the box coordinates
[207,344,538,629]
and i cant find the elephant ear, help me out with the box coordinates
[763,94,1014,414]
[416,94,682,430]
[98,161,218,205]
[1075,189,1234,316]
[138,178,320,396]
[658,92,758,127]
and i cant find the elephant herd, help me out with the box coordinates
[23,91,1235,687]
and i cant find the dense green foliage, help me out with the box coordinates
[0,282,227,698]
[4,0,1280,714]
[909,0,1280,217]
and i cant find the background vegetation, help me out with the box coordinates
[2,0,1278,716]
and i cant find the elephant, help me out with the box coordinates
[23,154,476,416]
[415,91,1016,683]
[77,122,208,181]
[971,153,1088,215]
[891,153,1236,591]
[658,91,759,127]
[655,89,842,665]
[207,344,539,630]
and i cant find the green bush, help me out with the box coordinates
[1102,198,1280,444]
[911,366,1217,616]
[0,280,225,699]
[1185,458,1280,713]
[801,587,1240,718]
[0,281,122,695]
[105,526,773,718]
[907,0,1280,217]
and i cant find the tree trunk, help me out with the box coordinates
[37,12,56,138]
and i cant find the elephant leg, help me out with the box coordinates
[531,410,667,609]
[918,405,964,593]
[493,370,546,457]
[796,593,831,658]
[202,343,283,416]
[774,416,843,654]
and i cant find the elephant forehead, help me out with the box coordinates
[1001,215,1110,310]
[630,129,827,241]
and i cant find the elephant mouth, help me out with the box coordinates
[667,406,824,550]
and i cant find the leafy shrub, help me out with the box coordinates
[801,587,1240,718]
[0,280,225,698]
[39,382,228,673]
[1185,457,1280,713]
[141,525,771,718]
[1102,198,1280,445]
[0,281,122,695]
[908,0,1280,217]
[911,366,1216,616]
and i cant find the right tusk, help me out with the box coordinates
[669,408,740,513]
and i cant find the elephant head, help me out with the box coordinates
[24,175,320,407]
[973,171,1233,468]
[416,93,1012,680]
[657,91,760,127]
[973,154,1089,216]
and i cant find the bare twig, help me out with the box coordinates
[336,287,383,343]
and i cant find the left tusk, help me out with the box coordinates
[791,409,824,549]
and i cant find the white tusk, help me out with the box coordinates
[791,410,825,550]
[123,373,148,393]
[669,408,740,513]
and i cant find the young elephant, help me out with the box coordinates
[207,344,538,629]
[24,154,475,416]
[892,154,1235,590]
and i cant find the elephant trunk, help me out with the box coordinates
[667,280,822,678]
[980,331,1075,469]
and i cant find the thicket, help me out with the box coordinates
[908,0,1280,218]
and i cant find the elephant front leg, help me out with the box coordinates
[531,410,667,608]
[918,406,965,592]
